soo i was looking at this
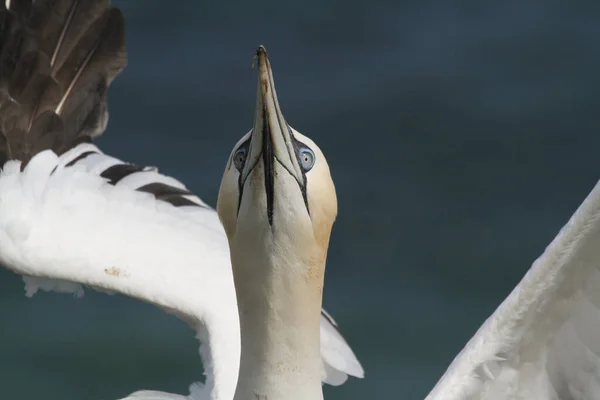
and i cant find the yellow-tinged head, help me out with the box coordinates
[217,46,337,265]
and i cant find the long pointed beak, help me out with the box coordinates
[241,46,305,225]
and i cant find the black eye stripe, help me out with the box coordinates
[289,133,310,214]
[235,136,252,217]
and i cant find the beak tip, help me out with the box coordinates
[256,45,269,67]
[256,45,271,96]
[256,45,267,56]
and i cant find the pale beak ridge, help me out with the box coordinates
[240,46,305,225]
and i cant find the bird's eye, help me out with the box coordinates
[234,146,247,171]
[299,146,315,172]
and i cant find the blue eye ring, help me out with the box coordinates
[233,146,247,171]
[299,146,315,172]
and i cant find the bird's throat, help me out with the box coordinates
[230,227,325,400]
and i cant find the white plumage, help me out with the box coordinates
[0,144,364,399]
[426,176,600,399]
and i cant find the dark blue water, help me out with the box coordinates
[1,1,600,399]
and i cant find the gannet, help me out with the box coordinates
[217,46,339,400]
[7,0,600,399]
[0,1,363,399]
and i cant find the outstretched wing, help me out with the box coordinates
[426,178,600,399]
[0,150,241,400]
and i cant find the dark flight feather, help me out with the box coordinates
[0,0,126,166]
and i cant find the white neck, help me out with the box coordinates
[230,223,325,400]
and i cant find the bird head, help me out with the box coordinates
[217,46,337,271]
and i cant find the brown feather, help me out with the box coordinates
[0,0,126,166]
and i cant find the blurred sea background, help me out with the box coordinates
[1,1,600,399]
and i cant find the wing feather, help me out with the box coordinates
[0,0,126,166]
[320,309,365,385]
[426,177,600,400]
[0,150,240,400]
